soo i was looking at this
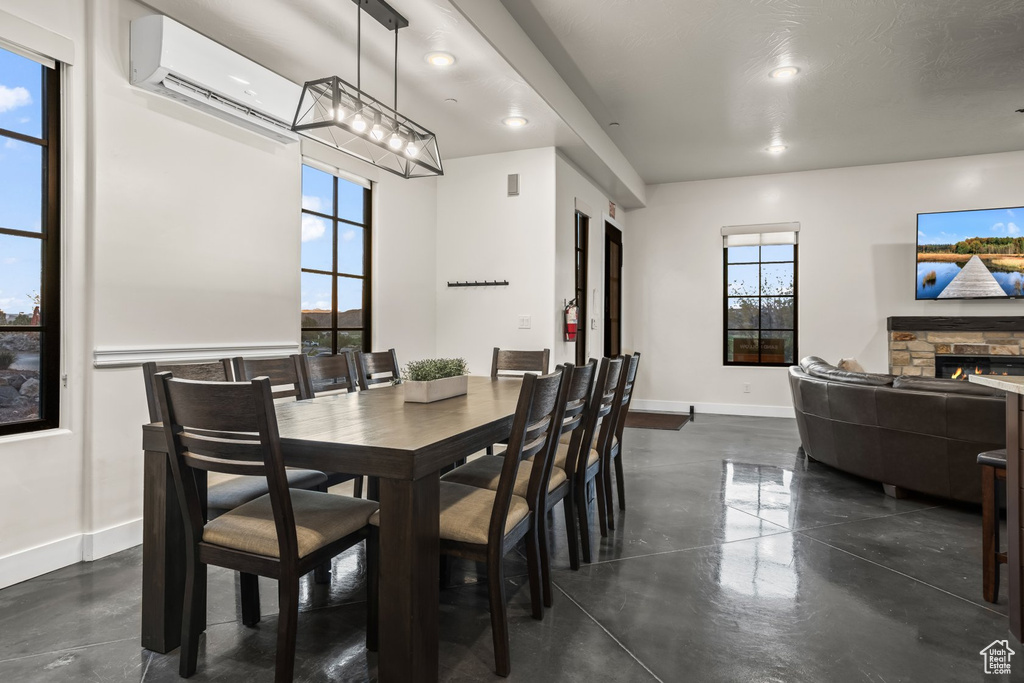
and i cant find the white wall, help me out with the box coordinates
[0,0,439,587]
[626,150,1024,416]
[554,153,625,367]
[436,148,556,374]
[0,1,89,587]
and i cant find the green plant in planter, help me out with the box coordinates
[404,358,468,382]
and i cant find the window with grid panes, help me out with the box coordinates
[723,225,798,366]
[0,46,61,435]
[300,164,371,356]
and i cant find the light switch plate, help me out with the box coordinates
[518,315,531,329]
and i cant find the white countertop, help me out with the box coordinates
[969,375,1024,394]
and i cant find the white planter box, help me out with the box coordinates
[403,374,469,403]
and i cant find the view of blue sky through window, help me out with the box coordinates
[300,164,369,354]
[0,47,43,322]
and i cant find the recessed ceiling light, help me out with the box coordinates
[425,52,456,67]
[766,144,788,153]
[503,116,528,128]
[609,122,620,128]
[769,66,800,79]
[444,98,458,104]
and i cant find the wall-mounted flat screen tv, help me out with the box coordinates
[917,206,1024,300]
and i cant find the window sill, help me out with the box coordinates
[0,427,72,445]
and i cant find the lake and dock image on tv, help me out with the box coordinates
[917,207,1024,300]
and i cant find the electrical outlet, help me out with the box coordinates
[743,383,751,393]
[518,315,531,329]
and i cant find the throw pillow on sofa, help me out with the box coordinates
[837,357,865,373]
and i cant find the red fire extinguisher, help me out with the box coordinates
[564,299,579,342]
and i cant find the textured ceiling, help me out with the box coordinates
[501,0,1024,184]
[138,0,573,161]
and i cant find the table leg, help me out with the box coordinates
[1008,393,1022,641]
[377,474,440,683]
[141,450,186,653]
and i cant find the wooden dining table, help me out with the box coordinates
[139,375,524,683]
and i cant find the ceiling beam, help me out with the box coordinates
[448,0,646,209]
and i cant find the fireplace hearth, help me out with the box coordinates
[936,355,1024,381]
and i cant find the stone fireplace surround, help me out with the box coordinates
[888,316,1024,377]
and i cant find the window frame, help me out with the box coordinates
[0,55,61,436]
[299,166,372,355]
[722,243,798,368]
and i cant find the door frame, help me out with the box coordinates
[604,221,622,357]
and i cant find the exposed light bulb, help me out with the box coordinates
[335,107,347,122]
[388,133,405,151]
[371,124,386,141]
[351,114,368,133]
[406,141,419,157]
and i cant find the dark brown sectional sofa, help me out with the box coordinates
[788,356,1005,504]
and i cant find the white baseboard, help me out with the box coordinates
[0,534,82,590]
[83,518,143,561]
[0,517,144,590]
[631,398,795,419]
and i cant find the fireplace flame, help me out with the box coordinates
[952,367,962,380]
[975,366,982,375]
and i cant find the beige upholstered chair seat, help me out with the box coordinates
[207,469,328,511]
[203,489,378,558]
[441,456,567,496]
[369,482,530,546]
[552,441,600,470]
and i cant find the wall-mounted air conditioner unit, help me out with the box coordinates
[130,15,301,144]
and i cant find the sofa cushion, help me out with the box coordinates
[893,376,1005,397]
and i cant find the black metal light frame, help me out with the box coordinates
[292,0,443,179]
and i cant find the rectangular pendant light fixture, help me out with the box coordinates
[291,0,443,179]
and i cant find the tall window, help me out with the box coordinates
[0,47,60,435]
[300,164,371,355]
[723,225,798,366]
[574,211,589,365]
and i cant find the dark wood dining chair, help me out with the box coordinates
[566,357,623,562]
[236,354,366,496]
[375,369,568,677]
[604,352,640,530]
[303,351,359,395]
[295,352,367,498]
[231,355,312,400]
[154,372,380,682]
[354,348,400,389]
[143,360,329,520]
[490,347,550,378]
[441,362,594,604]
[485,347,552,456]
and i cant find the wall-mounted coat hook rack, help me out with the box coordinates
[446,280,510,287]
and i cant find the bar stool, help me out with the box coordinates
[978,448,1007,603]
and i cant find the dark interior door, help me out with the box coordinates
[605,223,622,357]
[575,212,589,366]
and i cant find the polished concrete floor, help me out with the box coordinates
[0,415,1012,681]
